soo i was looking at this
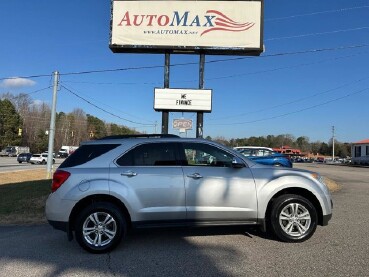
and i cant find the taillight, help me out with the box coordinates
[52,170,71,192]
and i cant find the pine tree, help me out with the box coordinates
[0,99,23,148]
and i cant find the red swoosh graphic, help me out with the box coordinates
[201,10,255,36]
[201,24,254,36]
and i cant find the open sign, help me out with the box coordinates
[173,119,193,130]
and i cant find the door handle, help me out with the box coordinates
[121,171,137,177]
[187,173,203,179]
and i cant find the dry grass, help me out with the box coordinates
[0,170,51,224]
[0,169,49,185]
[322,177,341,192]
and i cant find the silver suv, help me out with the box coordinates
[46,134,333,253]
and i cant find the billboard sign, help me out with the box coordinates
[110,0,263,55]
[154,88,212,112]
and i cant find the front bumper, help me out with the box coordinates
[322,213,332,226]
[48,220,68,232]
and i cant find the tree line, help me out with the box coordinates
[0,93,136,153]
[1,93,351,157]
[206,135,351,158]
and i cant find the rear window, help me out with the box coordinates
[59,144,119,168]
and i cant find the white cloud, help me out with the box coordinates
[0,77,36,88]
[31,99,46,106]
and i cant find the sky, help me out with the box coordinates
[0,0,368,143]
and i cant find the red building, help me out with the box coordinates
[273,146,302,156]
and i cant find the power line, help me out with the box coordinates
[2,43,369,81]
[210,75,369,121]
[59,82,155,123]
[61,85,155,127]
[0,74,52,82]
[62,51,368,86]
[266,5,369,21]
[266,26,369,42]
[205,52,367,82]
[209,87,369,126]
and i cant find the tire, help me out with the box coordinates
[75,202,126,254]
[18,161,22,163]
[269,194,317,242]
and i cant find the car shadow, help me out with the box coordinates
[0,224,275,277]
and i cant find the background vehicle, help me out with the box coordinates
[0,146,30,157]
[57,146,78,158]
[17,153,32,163]
[238,146,292,168]
[30,153,55,164]
[46,135,332,253]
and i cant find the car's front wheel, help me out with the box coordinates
[75,202,126,253]
[269,194,317,242]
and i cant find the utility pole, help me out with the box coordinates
[161,53,170,134]
[332,126,335,161]
[196,54,205,138]
[47,71,59,178]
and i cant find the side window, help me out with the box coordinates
[182,143,234,167]
[254,149,263,156]
[241,149,252,156]
[116,143,178,166]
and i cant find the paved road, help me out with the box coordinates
[0,157,62,172]
[0,164,368,276]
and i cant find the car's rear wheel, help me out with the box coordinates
[75,202,126,253]
[269,194,317,242]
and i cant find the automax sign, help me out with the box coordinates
[110,0,263,55]
[154,88,212,112]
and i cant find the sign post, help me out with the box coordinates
[162,53,170,134]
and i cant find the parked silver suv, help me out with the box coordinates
[46,134,333,253]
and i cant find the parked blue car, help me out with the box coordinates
[237,147,292,168]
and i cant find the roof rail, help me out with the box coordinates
[98,134,180,140]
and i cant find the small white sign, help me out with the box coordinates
[154,88,212,112]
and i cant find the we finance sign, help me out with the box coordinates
[110,0,263,55]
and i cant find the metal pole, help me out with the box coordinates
[196,54,205,138]
[162,53,170,134]
[47,71,59,178]
[332,126,335,161]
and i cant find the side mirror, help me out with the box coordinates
[232,157,245,168]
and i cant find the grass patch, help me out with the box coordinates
[0,179,51,224]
